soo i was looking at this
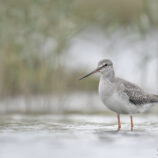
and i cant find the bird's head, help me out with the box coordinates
[79,59,114,80]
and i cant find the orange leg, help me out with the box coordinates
[117,114,121,131]
[130,115,134,131]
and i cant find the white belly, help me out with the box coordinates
[98,78,139,114]
[102,92,138,114]
[98,77,153,114]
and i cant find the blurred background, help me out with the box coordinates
[1,1,158,158]
[0,0,158,114]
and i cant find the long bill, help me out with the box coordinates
[79,67,101,80]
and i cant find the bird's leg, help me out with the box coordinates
[117,114,121,131]
[130,115,134,131]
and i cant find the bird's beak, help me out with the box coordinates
[79,67,101,80]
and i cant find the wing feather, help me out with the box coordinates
[117,78,153,105]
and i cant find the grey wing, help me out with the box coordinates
[118,78,153,105]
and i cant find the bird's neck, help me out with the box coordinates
[101,70,116,82]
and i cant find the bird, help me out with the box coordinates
[79,59,158,131]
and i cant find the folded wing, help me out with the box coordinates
[118,78,158,105]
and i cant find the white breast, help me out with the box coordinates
[98,77,138,114]
[98,77,114,100]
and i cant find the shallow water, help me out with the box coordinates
[0,114,158,158]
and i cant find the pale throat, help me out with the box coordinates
[101,69,116,82]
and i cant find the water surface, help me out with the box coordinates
[0,114,158,158]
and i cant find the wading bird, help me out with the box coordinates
[80,59,158,131]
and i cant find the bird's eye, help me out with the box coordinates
[104,64,108,67]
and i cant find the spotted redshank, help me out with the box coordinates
[80,59,158,131]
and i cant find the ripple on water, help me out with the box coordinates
[0,114,158,158]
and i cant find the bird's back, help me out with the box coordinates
[117,78,158,105]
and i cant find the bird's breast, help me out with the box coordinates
[98,78,132,114]
[98,78,115,101]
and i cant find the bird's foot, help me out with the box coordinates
[117,126,121,132]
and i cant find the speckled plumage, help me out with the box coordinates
[118,78,158,105]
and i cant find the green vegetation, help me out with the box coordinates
[0,0,158,96]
